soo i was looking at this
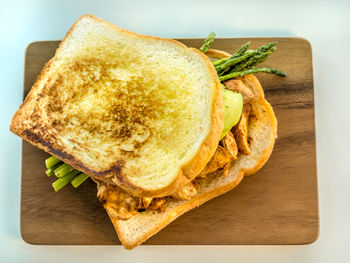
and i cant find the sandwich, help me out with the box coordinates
[10,15,285,249]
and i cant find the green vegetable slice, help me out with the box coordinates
[52,170,81,192]
[45,162,63,176]
[45,156,61,169]
[220,86,243,139]
[54,163,74,178]
[71,173,90,188]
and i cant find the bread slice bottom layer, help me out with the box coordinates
[104,70,277,249]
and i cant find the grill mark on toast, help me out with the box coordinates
[24,127,127,179]
[23,129,51,148]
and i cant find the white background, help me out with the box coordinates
[1,0,350,262]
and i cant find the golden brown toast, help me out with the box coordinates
[10,15,224,197]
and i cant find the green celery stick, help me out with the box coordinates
[52,170,81,192]
[45,156,61,169]
[45,162,63,176]
[71,173,90,188]
[54,163,74,178]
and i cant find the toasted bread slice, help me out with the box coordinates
[10,15,224,197]
[107,49,277,249]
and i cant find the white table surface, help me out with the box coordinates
[1,0,350,262]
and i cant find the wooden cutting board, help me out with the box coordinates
[20,38,318,245]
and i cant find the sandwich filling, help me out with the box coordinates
[97,78,254,220]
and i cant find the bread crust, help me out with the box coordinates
[180,47,224,181]
[113,170,244,249]
[110,49,278,249]
[9,15,224,198]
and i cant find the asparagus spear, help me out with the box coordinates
[220,67,287,81]
[71,173,90,188]
[52,170,81,192]
[212,41,251,67]
[54,163,74,178]
[256,42,276,53]
[235,41,251,57]
[199,32,216,53]
[229,47,276,73]
[45,156,61,169]
[212,57,228,67]
[216,41,278,73]
[215,50,257,74]
[45,162,63,176]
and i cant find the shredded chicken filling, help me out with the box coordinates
[97,79,253,220]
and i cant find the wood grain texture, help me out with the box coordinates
[20,38,318,245]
